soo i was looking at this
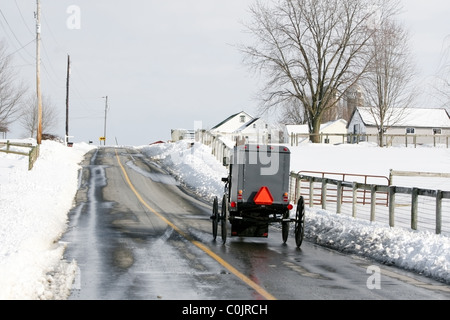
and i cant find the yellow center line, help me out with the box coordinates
[114,149,276,300]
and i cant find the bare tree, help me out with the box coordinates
[0,42,28,133]
[240,0,400,142]
[360,17,416,146]
[433,36,450,112]
[20,94,59,138]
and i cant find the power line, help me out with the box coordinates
[4,38,35,59]
[0,8,34,66]
[14,0,34,36]
[0,8,34,60]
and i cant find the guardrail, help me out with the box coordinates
[0,140,40,170]
[290,172,450,235]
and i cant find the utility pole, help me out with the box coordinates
[102,96,108,146]
[65,55,70,146]
[36,0,43,145]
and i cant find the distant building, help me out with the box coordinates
[0,125,7,139]
[171,128,194,142]
[344,85,365,122]
[285,119,348,145]
[210,111,254,134]
[347,107,450,145]
[210,111,281,145]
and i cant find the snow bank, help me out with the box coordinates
[0,140,95,299]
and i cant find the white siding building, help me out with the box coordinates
[348,107,450,145]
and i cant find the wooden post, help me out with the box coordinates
[389,186,396,227]
[370,185,376,222]
[321,179,327,210]
[309,180,314,207]
[436,190,442,235]
[411,188,418,230]
[336,181,342,214]
[65,55,70,145]
[295,176,301,203]
[36,0,43,145]
[352,182,358,218]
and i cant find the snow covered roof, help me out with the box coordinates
[235,117,260,132]
[210,111,253,131]
[356,107,450,128]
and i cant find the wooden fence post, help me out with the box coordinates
[336,181,342,214]
[370,185,376,222]
[389,186,396,227]
[352,182,358,218]
[309,180,314,208]
[411,188,418,230]
[436,190,442,235]
[321,179,327,210]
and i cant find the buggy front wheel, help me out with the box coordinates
[211,197,219,240]
[221,195,228,244]
[295,197,305,248]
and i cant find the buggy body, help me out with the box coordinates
[211,144,305,247]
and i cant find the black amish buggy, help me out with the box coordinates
[211,144,305,248]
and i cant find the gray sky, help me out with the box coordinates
[1,0,449,146]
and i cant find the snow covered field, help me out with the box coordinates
[0,139,449,300]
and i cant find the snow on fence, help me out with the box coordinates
[0,140,40,170]
[290,172,450,236]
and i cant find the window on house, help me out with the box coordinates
[253,124,256,128]
[433,128,442,135]
[265,124,268,129]
[240,115,246,123]
[406,128,415,134]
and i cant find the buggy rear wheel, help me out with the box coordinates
[221,195,228,244]
[282,210,290,244]
[211,196,219,240]
[295,197,305,248]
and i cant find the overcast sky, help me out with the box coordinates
[1,0,449,146]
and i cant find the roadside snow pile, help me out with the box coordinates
[306,208,450,282]
[138,141,227,202]
[0,140,95,299]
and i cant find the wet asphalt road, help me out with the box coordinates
[61,147,450,300]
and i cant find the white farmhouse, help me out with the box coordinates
[210,111,254,135]
[210,111,281,145]
[347,107,450,145]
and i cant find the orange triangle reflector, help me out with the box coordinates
[254,187,274,205]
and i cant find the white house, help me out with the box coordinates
[232,118,276,144]
[210,111,281,145]
[348,107,450,145]
[285,119,348,145]
[210,111,254,134]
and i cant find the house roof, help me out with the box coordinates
[355,107,450,128]
[235,117,260,132]
[211,111,253,130]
